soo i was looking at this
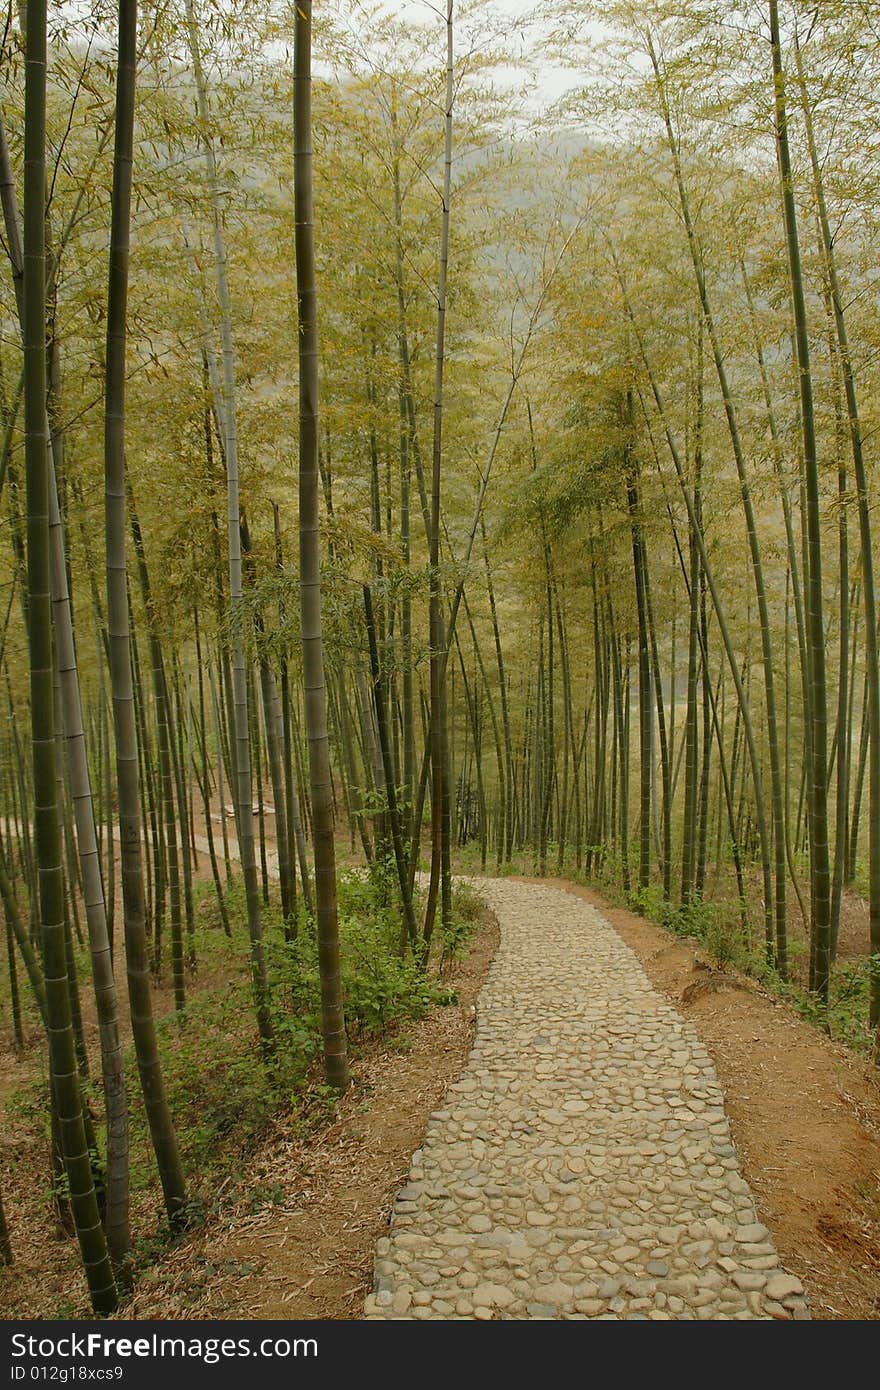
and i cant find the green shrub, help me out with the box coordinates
[144,972,312,1189]
[439,879,484,966]
[632,886,751,971]
[268,904,453,1040]
[629,882,667,922]
[761,951,879,1055]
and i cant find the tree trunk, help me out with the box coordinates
[625,394,653,898]
[0,104,129,1272]
[770,1,830,1000]
[294,0,349,1089]
[425,0,455,951]
[794,24,880,1025]
[104,0,187,1229]
[25,0,116,1311]
[184,0,273,1050]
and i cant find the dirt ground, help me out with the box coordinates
[535,877,880,1321]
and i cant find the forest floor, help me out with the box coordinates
[1,841,879,1320]
[120,903,499,1320]
[0,849,500,1321]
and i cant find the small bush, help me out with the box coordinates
[265,863,460,1039]
[143,973,312,1189]
[6,861,475,1256]
[439,879,484,966]
[632,887,751,972]
[629,883,667,922]
[270,908,452,1041]
[761,951,879,1055]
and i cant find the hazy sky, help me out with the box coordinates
[369,0,587,109]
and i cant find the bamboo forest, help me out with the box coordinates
[0,0,879,1330]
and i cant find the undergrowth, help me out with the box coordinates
[624,880,878,1056]
[758,951,879,1055]
[4,861,485,1271]
[151,863,476,1184]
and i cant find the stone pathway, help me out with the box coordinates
[365,878,809,1321]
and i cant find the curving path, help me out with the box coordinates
[365,878,809,1321]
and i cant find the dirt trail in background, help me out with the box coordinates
[532,878,880,1321]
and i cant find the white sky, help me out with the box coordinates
[369,0,588,109]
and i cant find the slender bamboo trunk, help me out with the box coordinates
[554,587,573,875]
[793,25,880,1025]
[273,504,301,918]
[294,0,348,1088]
[287,702,313,912]
[364,586,419,953]
[25,0,116,1311]
[695,559,712,900]
[0,840,46,1023]
[129,499,184,1010]
[641,548,672,900]
[398,409,416,843]
[171,664,195,965]
[648,36,786,970]
[208,664,232,881]
[540,559,554,876]
[249,665,270,907]
[460,587,505,872]
[682,460,701,907]
[770,1,830,1001]
[128,603,159,963]
[827,324,849,957]
[0,103,129,1270]
[184,0,272,1049]
[482,519,514,862]
[194,610,230,934]
[4,892,23,1051]
[453,629,487,867]
[425,0,455,951]
[609,627,630,894]
[259,660,295,928]
[625,394,653,897]
[849,672,869,886]
[623,291,774,948]
[663,494,750,920]
[104,0,186,1227]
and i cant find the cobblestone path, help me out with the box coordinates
[365,878,809,1321]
